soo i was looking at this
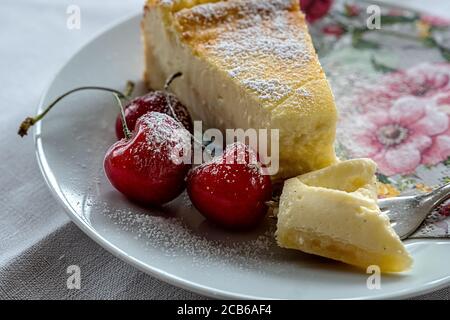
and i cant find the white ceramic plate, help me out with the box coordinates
[35,13,450,299]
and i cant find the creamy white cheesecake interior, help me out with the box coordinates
[142,0,338,180]
[141,0,412,272]
[276,159,413,272]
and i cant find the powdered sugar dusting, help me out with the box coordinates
[242,78,292,101]
[175,0,313,106]
[296,87,312,97]
[141,112,186,145]
[210,14,309,61]
[100,200,278,269]
[138,112,191,161]
[194,142,269,187]
[160,0,173,5]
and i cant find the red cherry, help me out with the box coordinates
[187,142,272,229]
[322,24,344,37]
[300,0,333,23]
[115,91,193,139]
[105,112,192,206]
[344,3,360,17]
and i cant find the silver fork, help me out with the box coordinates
[379,183,450,240]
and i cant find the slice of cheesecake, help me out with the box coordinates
[142,0,338,180]
[276,159,413,272]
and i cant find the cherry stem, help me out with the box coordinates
[18,83,135,137]
[113,93,132,140]
[163,72,206,151]
[164,72,182,91]
[124,81,135,97]
[164,72,183,123]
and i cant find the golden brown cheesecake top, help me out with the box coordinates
[147,0,326,112]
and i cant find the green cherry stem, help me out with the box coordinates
[113,93,132,140]
[18,82,135,137]
[164,72,183,123]
[124,80,135,98]
[163,72,206,151]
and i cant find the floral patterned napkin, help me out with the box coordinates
[310,0,450,237]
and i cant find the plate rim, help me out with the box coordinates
[34,10,450,300]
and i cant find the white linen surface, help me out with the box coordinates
[0,0,449,300]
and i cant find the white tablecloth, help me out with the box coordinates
[1,0,449,300]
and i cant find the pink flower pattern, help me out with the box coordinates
[343,63,450,176]
[421,14,450,27]
[358,63,450,112]
[322,0,450,238]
